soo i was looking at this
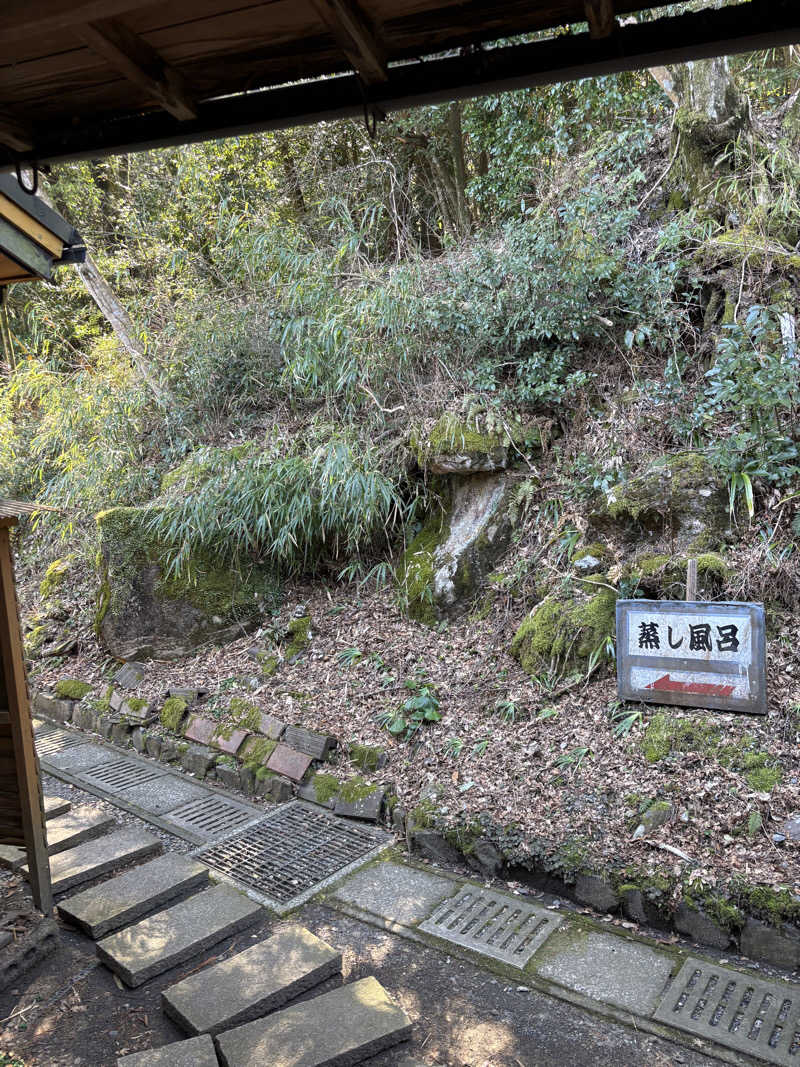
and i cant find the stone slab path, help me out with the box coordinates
[163,924,342,1036]
[58,853,210,940]
[96,883,263,987]
[214,976,412,1067]
[35,723,262,845]
[45,805,116,855]
[36,828,162,894]
[117,1033,218,1066]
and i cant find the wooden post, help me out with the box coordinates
[0,519,52,913]
[685,557,698,602]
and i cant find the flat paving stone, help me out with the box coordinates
[214,728,249,755]
[215,976,411,1067]
[113,661,146,689]
[266,743,312,782]
[121,775,207,816]
[163,924,341,1036]
[57,853,210,940]
[0,844,24,871]
[184,716,216,744]
[46,805,115,855]
[334,787,384,822]
[533,928,674,1015]
[258,713,285,740]
[117,1033,217,1066]
[96,883,263,988]
[333,861,457,926]
[282,725,335,759]
[44,795,71,820]
[37,829,162,894]
[40,743,107,772]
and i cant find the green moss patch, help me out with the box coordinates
[54,679,92,701]
[397,513,445,626]
[285,616,311,660]
[242,737,277,770]
[309,772,341,804]
[510,587,616,675]
[160,696,187,732]
[40,557,73,601]
[640,712,722,763]
[228,696,261,732]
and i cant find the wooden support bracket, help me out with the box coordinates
[584,0,617,39]
[76,18,197,121]
[310,0,387,84]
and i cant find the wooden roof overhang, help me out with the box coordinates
[1,1,799,169]
[0,174,85,284]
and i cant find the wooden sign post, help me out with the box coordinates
[0,517,51,913]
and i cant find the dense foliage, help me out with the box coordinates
[3,39,800,581]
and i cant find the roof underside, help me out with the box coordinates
[1,0,798,167]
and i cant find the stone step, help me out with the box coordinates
[96,883,263,988]
[214,976,412,1067]
[117,1033,217,1066]
[163,924,341,1036]
[0,845,25,871]
[44,795,71,820]
[46,805,116,856]
[57,853,210,940]
[29,829,162,894]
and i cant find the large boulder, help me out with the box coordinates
[95,506,280,660]
[413,413,521,474]
[399,473,512,623]
[594,453,729,553]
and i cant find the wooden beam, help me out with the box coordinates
[310,0,387,84]
[584,0,617,40]
[0,116,33,155]
[0,193,63,257]
[5,0,800,168]
[75,18,197,121]
[0,0,154,43]
[0,217,54,280]
[0,526,52,914]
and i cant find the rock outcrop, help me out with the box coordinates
[95,506,279,660]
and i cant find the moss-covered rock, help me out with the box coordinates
[54,679,92,701]
[160,696,187,733]
[621,550,729,599]
[510,587,617,675]
[95,505,281,660]
[413,412,523,474]
[398,473,513,623]
[39,557,73,601]
[348,743,385,773]
[284,616,311,661]
[597,453,728,552]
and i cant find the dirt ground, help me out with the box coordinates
[0,890,729,1067]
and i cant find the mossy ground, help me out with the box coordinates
[349,743,384,772]
[228,696,261,732]
[285,616,311,660]
[40,557,73,601]
[397,513,446,626]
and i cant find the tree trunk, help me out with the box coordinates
[447,101,470,235]
[74,254,164,400]
[671,57,749,204]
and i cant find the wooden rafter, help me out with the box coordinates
[0,0,155,43]
[0,116,33,155]
[310,0,387,84]
[584,0,616,39]
[75,18,197,121]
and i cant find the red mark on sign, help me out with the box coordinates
[644,674,735,698]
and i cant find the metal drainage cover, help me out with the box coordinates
[79,757,166,794]
[419,886,562,970]
[163,794,261,841]
[654,957,800,1066]
[35,726,88,757]
[194,801,389,912]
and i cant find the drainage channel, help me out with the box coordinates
[35,723,264,846]
[195,801,391,914]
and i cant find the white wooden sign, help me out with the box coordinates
[616,600,767,715]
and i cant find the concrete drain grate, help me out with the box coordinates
[653,957,800,1066]
[79,757,166,794]
[194,801,389,913]
[419,886,562,970]
[35,727,89,757]
[162,793,261,841]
